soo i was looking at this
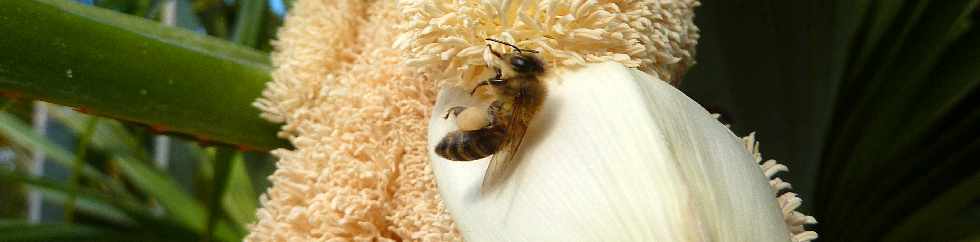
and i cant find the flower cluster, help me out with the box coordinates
[394,0,700,87]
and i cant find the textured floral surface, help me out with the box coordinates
[250,1,458,240]
[246,0,816,241]
[394,0,700,87]
[743,133,819,242]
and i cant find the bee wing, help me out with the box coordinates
[481,94,531,191]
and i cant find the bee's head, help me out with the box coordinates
[505,53,545,76]
[485,38,545,76]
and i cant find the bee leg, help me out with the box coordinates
[470,68,502,95]
[486,101,502,127]
[470,81,489,96]
[443,106,467,119]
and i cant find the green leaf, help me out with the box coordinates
[113,155,205,232]
[883,156,980,242]
[861,10,980,237]
[0,0,287,151]
[94,0,153,17]
[203,148,237,241]
[0,222,127,242]
[822,1,934,206]
[110,153,244,242]
[0,171,135,226]
[50,109,149,160]
[222,153,258,227]
[0,219,196,242]
[64,116,99,223]
[838,0,915,87]
[815,1,980,241]
[231,0,267,47]
[214,218,247,242]
[0,112,73,173]
[0,111,127,194]
[1,169,203,241]
[196,0,232,39]
[683,1,980,241]
[828,0,977,197]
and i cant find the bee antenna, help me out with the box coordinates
[485,38,537,54]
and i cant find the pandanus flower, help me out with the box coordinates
[248,0,817,241]
[428,62,817,242]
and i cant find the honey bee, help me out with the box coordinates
[435,38,548,188]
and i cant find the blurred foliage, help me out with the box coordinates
[0,102,31,219]
[683,0,980,241]
[0,0,286,241]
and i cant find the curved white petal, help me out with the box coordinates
[428,62,792,242]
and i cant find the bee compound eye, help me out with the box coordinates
[511,57,527,69]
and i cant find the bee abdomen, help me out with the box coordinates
[435,127,505,161]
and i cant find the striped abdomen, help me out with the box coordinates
[435,126,506,161]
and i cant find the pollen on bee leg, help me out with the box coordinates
[455,106,490,131]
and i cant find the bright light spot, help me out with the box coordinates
[269,0,287,17]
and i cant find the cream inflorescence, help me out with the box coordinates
[394,0,700,87]
[248,0,813,241]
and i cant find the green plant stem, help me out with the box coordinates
[64,116,99,224]
[0,0,287,151]
[221,153,257,227]
[231,0,266,47]
[203,148,236,242]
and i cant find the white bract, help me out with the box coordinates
[428,62,795,242]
